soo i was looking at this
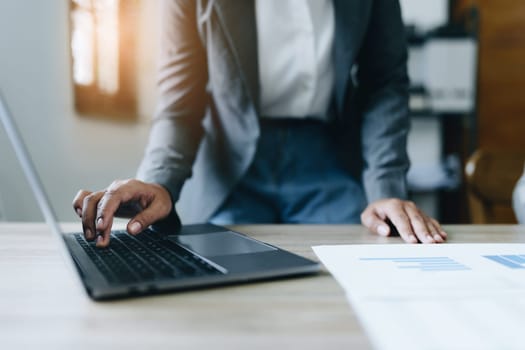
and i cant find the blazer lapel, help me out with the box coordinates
[214,0,260,112]
[332,0,371,114]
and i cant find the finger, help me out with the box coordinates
[387,209,418,244]
[127,199,171,235]
[361,208,391,236]
[431,218,447,238]
[95,191,124,248]
[403,203,435,244]
[72,190,92,217]
[427,219,444,243]
[81,191,104,241]
[95,219,112,248]
[95,211,115,241]
[430,218,447,242]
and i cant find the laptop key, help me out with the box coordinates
[112,233,176,278]
[109,242,157,280]
[75,234,139,284]
[75,229,223,286]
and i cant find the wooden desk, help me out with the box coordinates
[1,224,525,349]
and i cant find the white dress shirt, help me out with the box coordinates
[255,0,335,119]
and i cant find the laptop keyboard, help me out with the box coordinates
[74,229,224,285]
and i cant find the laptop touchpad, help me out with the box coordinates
[169,231,276,257]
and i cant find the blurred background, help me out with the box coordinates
[0,0,523,224]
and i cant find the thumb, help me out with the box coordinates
[362,210,391,236]
[127,201,168,235]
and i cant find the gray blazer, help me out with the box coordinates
[137,0,410,223]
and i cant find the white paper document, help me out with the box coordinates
[313,244,525,350]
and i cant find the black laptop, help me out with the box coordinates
[0,93,320,300]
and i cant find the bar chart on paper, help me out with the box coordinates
[313,244,525,350]
[360,256,470,271]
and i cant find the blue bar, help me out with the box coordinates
[420,266,470,271]
[398,265,469,271]
[360,257,452,262]
[418,262,461,265]
[484,255,525,269]
[502,255,525,264]
[419,264,468,268]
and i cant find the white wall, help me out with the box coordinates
[0,0,159,222]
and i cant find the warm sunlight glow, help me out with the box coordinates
[71,0,119,94]
[95,0,119,94]
[71,6,94,86]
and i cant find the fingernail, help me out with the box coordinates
[76,208,82,217]
[85,229,93,240]
[96,217,104,229]
[409,235,418,243]
[378,225,389,236]
[96,235,103,247]
[129,221,142,234]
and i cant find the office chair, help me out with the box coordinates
[465,149,525,223]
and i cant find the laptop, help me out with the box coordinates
[0,93,320,300]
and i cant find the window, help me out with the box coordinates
[70,0,138,120]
